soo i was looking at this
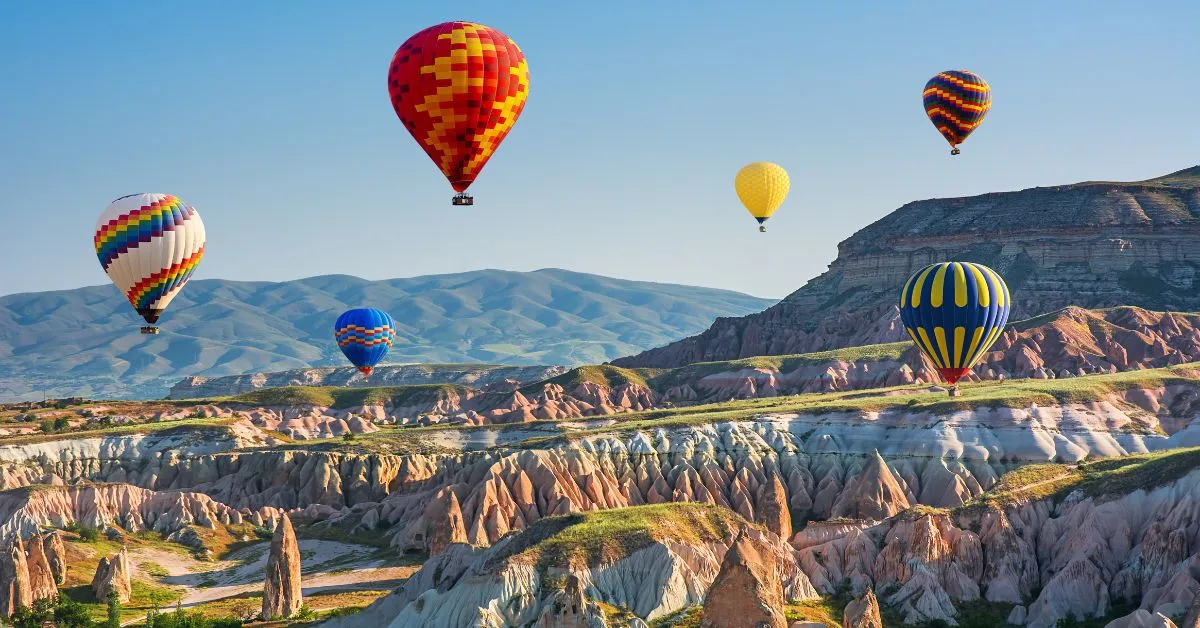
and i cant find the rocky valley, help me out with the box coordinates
[0,170,1197,627]
[1,361,1199,626]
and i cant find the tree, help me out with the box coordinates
[106,590,122,628]
[55,596,94,627]
[9,596,94,628]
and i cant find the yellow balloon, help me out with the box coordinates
[734,162,789,231]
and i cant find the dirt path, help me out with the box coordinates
[124,539,418,623]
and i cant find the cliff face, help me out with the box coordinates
[3,378,1199,546]
[615,167,1200,368]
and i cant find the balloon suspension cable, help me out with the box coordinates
[140,326,160,335]
[759,225,767,233]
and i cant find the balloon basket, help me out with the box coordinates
[140,326,160,335]
[948,386,962,397]
[950,148,961,156]
[759,225,767,233]
[452,193,474,206]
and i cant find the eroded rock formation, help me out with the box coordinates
[0,483,279,543]
[700,529,788,628]
[262,514,302,620]
[0,537,30,617]
[92,547,132,603]
[534,574,606,628]
[843,588,883,628]
[24,533,56,602]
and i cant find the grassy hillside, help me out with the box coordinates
[0,269,774,401]
[490,503,745,570]
[222,384,473,409]
[960,445,1200,514]
[644,342,912,391]
[514,364,1200,446]
[523,364,652,393]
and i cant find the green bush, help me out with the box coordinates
[65,522,101,542]
[145,603,244,628]
[9,595,93,627]
[106,591,121,628]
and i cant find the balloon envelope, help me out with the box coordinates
[898,262,1010,385]
[734,162,790,225]
[923,70,991,150]
[387,21,530,193]
[334,308,397,376]
[93,193,206,326]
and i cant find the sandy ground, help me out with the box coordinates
[131,539,417,607]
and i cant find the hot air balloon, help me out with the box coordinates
[734,162,790,232]
[898,262,1010,395]
[334,308,396,377]
[94,193,206,335]
[387,21,530,206]
[923,70,991,155]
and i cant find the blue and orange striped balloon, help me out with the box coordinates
[898,262,1010,385]
[333,308,396,377]
[923,70,991,155]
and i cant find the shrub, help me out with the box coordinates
[65,522,101,543]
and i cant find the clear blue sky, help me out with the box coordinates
[2,0,1197,300]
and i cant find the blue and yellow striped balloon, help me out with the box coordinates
[898,262,1010,385]
[333,308,396,377]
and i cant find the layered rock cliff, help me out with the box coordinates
[615,167,1200,368]
[0,483,282,543]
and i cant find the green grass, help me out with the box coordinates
[785,597,849,626]
[991,463,1074,494]
[139,561,170,578]
[516,364,1200,449]
[650,605,703,627]
[645,342,912,391]
[523,365,650,393]
[61,579,184,623]
[487,503,746,573]
[221,383,474,409]
[960,446,1200,515]
[0,417,238,446]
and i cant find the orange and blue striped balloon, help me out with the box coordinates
[334,308,396,377]
[898,262,1010,385]
[923,70,991,154]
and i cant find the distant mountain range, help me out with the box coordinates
[616,165,1200,368]
[0,269,774,401]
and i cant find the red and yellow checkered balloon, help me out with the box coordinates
[387,22,530,193]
